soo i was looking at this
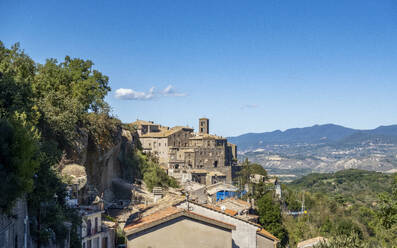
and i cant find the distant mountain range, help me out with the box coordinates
[228,124,397,151]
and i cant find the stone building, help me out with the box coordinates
[124,207,235,248]
[80,205,115,248]
[176,201,279,248]
[132,118,238,184]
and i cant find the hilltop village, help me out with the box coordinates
[121,118,279,248]
[1,117,279,248]
[133,118,238,185]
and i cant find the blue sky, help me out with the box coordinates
[1,0,397,136]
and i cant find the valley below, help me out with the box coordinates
[229,124,397,181]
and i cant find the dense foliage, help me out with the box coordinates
[284,170,397,247]
[237,161,397,247]
[1,41,179,247]
[0,41,113,246]
[257,192,289,247]
[137,151,179,191]
[238,158,267,186]
[236,159,288,245]
[289,169,394,206]
[0,118,39,214]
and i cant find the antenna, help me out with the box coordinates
[186,192,190,211]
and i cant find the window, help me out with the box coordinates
[102,237,108,248]
[87,219,92,236]
[214,161,218,168]
[95,217,98,233]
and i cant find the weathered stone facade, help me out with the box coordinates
[132,118,238,184]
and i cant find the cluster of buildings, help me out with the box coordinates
[132,118,239,185]
[119,118,280,247]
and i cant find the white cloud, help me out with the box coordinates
[161,85,187,97]
[115,85,186,100]
[241,104,259,109]
[115,87,155,100]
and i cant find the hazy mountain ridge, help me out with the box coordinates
[228,124,397,178]
[229,124,397,151]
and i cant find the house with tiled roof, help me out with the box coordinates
[175,200,279,248]
[123,207,235,248]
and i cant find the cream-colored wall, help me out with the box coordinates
[177,202,258,248]
[256,234,276,248]
[140,137,169,165]
[82,212,102,237]
[126,216,232,248]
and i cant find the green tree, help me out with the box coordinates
[33,56,110,144]
[0,42,36,119]
[0,118,39,214]
[315,232,372,248]
[28,140,81,247]
[377,174,397,229]
[238,158,267,187]
[257,192,288,246]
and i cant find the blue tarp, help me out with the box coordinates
[216,191,237,201]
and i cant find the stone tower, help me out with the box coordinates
[199,118,209,134]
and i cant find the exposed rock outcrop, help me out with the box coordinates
[60,124,140,204]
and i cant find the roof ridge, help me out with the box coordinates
[175,200,279,242]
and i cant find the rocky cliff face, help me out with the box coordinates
[60,125,140,204]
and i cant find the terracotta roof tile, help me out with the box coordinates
[201,204,237,217]
[178,201,279,243]
[257,228,279,241]
[124,206,236,234]
[124,207,182,231]
[224,209,238,216]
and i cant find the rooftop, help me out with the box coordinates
[124,207,236,235]
[131,120,160,126]
[141,126,193,138]
[215,198,251,212]
[297,237,327,248]
[206,183,238,195]
[175,200,279,242]
[257,228,279,241]
[189,134,226,140]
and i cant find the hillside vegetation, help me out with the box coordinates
[282,170,397,247]
[0,41,177,247]
[289,169,394,206]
